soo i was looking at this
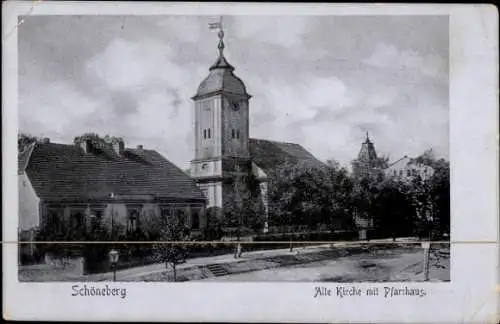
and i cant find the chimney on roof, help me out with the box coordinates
[137,145,143,150]
[112,138,125,155]
[41,137,50,144]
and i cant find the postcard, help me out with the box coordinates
[2,2,499,323]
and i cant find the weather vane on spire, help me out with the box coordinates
[209,16,225,56]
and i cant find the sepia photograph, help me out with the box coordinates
[3,2,498,323]
[17,14,451,283]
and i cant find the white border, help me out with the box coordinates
[2,2,499,323]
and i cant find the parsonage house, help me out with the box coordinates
[18,136,207,242]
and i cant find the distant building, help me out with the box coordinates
[385,156,434,181]
[189,24,324,232]
[18,136,206,238]
[351,133,435,182]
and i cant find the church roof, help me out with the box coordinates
[193,26,250,100]
[249,138,326,175]
[195,65,249,99]
[20,141,205,202]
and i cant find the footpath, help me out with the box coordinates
[80,238,425,282]
[20,237,446,282]
[83,243,333,281]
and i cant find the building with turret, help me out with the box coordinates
[351,133,435,182]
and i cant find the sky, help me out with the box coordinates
[18,15,449,169]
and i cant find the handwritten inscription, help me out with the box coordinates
[313,285,427,298]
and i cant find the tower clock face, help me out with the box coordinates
[231,102,240,111]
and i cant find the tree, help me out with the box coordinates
[266,159,359,249]
[222,173,266,258]
[410,149,450,238]
[350,173,384,237]
[323,165,355,232]
[371,177,414,239]
[142,210,188,282]
[204,207,223,240]
[267,160,328,232]
[326,159,340,170]
[18,133,38,151]
[429,160,450,237]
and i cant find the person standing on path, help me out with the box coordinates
[237,243,242,258]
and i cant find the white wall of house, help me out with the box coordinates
[198,181,222,208]
[18,173,40,231]
[385,160,434,181]
[103,203,128,228]
[36,201,204,235]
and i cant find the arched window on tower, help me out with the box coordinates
[237,130,240,139]
[203,129,207,139]
[208,129,211,139]
[231,129,235,139]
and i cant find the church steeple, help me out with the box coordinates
[357,132,378,162]
[209,16,234,72]
[193,16,249,100]
[351,132,382,178]
[190,17,252,215]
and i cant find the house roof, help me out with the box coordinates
[21,141,206,202]
[386,155,411,169]
[249,138,326,174]
[386,155,434,171]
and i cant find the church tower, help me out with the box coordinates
[190,18,252,219]
[351,132,382,178]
